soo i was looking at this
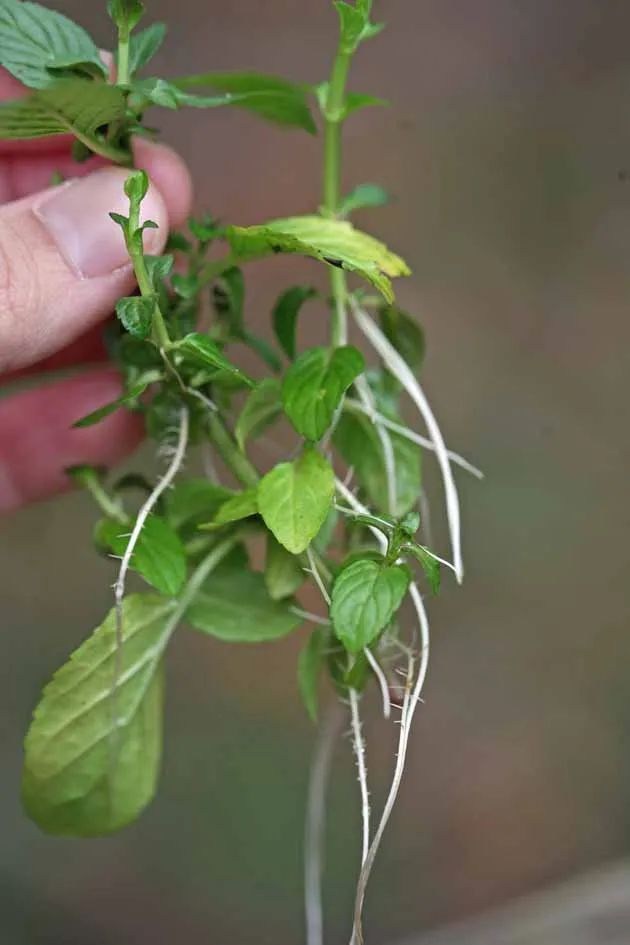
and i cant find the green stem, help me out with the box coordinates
[126,202,171,349]
[85,478,126,523]
[207,414,260,489]
[116,26,131,89]
[322,48,352,347]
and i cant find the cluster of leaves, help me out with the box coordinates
[1,0,445,849]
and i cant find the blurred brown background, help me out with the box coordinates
[2,1,630,943]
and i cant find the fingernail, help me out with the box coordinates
[35,167,167,279]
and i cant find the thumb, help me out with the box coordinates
[0,166,170,374]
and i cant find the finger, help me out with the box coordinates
[3,322,110,384]
[0,367,143,514]
[1,139,192,227]
[0,166,171,374]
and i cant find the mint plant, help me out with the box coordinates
[0,1,482,941]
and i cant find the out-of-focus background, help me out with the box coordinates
[2,1,630,942]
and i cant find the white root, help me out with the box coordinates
[349,687,371,867]
[352,300,465,583]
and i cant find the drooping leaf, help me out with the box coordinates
[128,22,166,76]
[22,594,175,836]
[173,71,316,133]
[72,379,152,428]
[339,183,389,217]
[407,544,441,595]
[176,333,254,387]
[0,0,106,89]
[298,628,326,723]
[165,479,233,531]
[334,406,421,517]
[100,515,187,597]
[265,534,305,601]
[378,304,425,374]
[227,215,410,303]
[211,489,259,526]
[282,345,365,441]
[235,379,283,452]
[258,448,335,555]
[186,563,301,643]
[272,285,317,360]
[331,558,410,653]
[116,295,156,339]
[0,79,126,144]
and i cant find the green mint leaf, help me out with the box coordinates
[101,515,187,596]
[211,489,259,526]
[400,511,420,536]
[0,0,106,89]
[272,286,317,360]
[334,0,383,54]
[133,77,180,109]
[173,71,316,133]
[339,183,389,217]
[213,266,245,335]
[176,333,254,387]
[282,345,364,442]
[331,558,410,654]
[72,379,151,428]
[109,211,129,232]
[22,594,174,836]
[235,379,283,452]
[145,253,174,291]
[227,215,410,304]
[128,22,166,76]
[264,534,305,601]
[343,92,388,118]
[186,562,301,643]
[108,0,144,30]
[171,273,199,300]
[0,78,126,144]
[241,330,283,374]
[313,508,338,555]
[298,628,325,722]
[378,304,425,374]
[116,295,156,339]
[258,448,335,555]
[407,544,441,595]
[124,168,149,201]
[334,407,421,517]
[165,479,233,532]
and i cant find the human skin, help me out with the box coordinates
[0,68,193,514]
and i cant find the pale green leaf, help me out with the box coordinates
[0,0,106,89]
[265,534,305,601]
[407,544,441,595]
[235,379,283,452]
[339,183,389,217]
[298,628,325,722]
[211,489,259,526]
[128,22,166,76]
[331,558,410,653]
[165,479,233,531]
[258,448,335,555]
[186,565,301,643]
[227,215,410,303]
[334,405,421,517]
[174,71,316,133]
[0,78,126,142]
[100,515,187,597]
[272,285,317,360]
[72,379,151,429]
[116,295,156,339]
[22,594,176,836]
[282,345,364,441]
[176,332,254,386]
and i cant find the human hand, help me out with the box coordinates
[0,69,193,514]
